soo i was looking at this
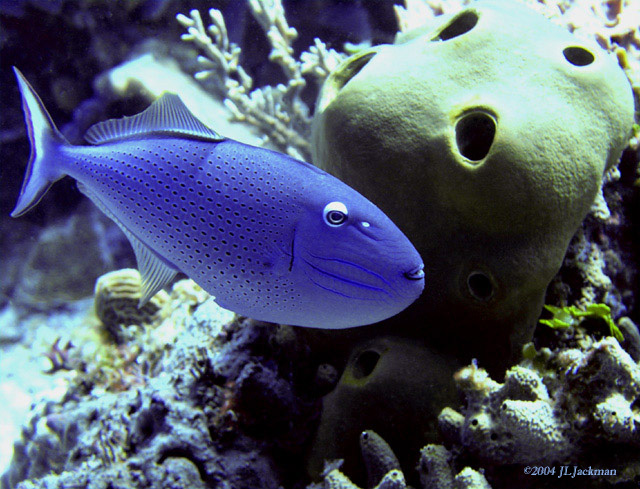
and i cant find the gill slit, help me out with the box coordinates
[288,226,296,272]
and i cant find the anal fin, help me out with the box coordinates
[135,241,178,306]
[77,182,178,306]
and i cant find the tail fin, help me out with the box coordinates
[11,67,69,218]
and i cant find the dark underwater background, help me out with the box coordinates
[0,0,401,309]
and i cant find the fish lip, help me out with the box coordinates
[403,264,425,281]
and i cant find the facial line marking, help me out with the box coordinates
[303,270,380,301]
[302,258,392,296]
[305,251,393,289]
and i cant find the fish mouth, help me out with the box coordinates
[403,264,425,281]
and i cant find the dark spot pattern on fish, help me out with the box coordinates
[11,69,425,328]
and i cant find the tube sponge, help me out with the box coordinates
[311,0,635,371]
[306,337,459,484]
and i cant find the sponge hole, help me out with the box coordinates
[436,10,478,41]
[340,51,377,90]
[318,49,378,112]
[352,350,380,379]
[455,111,496,161]
[563,46,594,66]
[467,272,494,302]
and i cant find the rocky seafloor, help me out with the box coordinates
[1,269,639,489]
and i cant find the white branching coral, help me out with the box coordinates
[178,9,249,90]
[300,38,348,84]
[248,0,298,76]
[177,0,346,161]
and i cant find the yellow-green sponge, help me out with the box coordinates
[312,0,635,370]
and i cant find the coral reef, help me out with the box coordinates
[439,333,640,487]
[442,364,574,465]
[1,1,639,488]
[1,278,323,489]
[309,432,491,489]
[312,0,635,371]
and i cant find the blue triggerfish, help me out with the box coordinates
[11,68,424,328]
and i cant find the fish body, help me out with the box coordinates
[11,68,424,328]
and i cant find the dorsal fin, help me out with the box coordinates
[85,93,224,145]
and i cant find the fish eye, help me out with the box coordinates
[323,201,348,227]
